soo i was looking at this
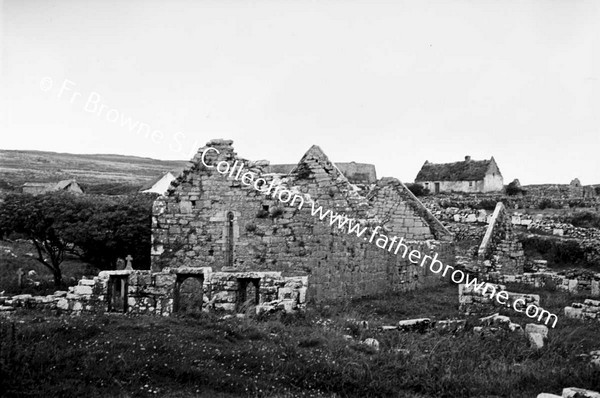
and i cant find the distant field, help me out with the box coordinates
[0,149,189,190]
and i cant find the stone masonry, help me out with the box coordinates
[459,282,540,316]
[150,139,455,304]
[477,202,525,277]
[564,299,600,321]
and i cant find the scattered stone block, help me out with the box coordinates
[362,338,380,351]
[56,298,69,310]
[562,387,600,398]
[73,285,93,295]
[398,318,432,332]
[525,324,548,349]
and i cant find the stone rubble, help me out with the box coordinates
[564,299,600,321]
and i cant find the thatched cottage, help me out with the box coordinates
[415,156,503,194]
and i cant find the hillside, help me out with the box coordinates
[0,149,189,192]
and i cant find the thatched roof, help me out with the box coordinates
[415,157,493,182]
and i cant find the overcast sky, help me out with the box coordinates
[0,0,598,185]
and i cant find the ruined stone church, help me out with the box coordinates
[147,139,455,309]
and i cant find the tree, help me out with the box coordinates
[0,192,155,287]
[72,194,155,270]
[0,193,84,287]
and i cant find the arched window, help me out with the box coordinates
[225,211,234,267]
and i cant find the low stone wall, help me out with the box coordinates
[477,202,525,276]
[0,268,308,316]
[458,282,540,316]
[488,269,600,297]
[564,299,600,321]
[443,222,488,242]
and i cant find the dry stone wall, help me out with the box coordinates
[564,299,600,321]
[0,268,308,316]
[477,202,525,276]
[459,282,540,316]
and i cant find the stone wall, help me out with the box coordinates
[477,202,525,276]
[458,282,540,316]
[444,223,488,242]
[151,139,455,302]
[490,269,600,297]
[0,268,308,316]
[564,299,600,321]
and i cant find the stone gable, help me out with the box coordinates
[151,139,455,302]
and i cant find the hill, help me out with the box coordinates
[0,149,189,193]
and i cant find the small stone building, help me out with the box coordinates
[415,156,503,194]
[145,139,454,311]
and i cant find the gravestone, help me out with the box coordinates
[125,255,133,270]
[16,268,23,288]
[116,258,125,270]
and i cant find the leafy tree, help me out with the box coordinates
[0,192,155,287]
[0,193,85,286]
[72,194,155,270]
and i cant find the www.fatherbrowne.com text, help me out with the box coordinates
[200,148,559,328]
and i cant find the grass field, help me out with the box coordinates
[1,282,600,398]
[0,149,188,190]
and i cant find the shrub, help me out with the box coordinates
[256,209,269,218]
[538,198,561,210]
[474,199,497,211]
[406,183,429,197]
[506,181,526,196]
[568,211,600,229]
[270,207,284,218]
[521,235,591,268]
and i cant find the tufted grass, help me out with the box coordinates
[1,282,600,397]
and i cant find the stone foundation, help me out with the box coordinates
[0,268,308,316]
[564,299,600,321]
[488,270,600,297]
[459,282,540,316]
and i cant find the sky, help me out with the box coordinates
[0,0,598,185]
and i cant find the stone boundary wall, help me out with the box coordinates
[488,270,600,297]
[420,190,599,212]
[443,222,488,242]
[564,299,600,321]
[0,268,308,316]
[426,205,600,241]
[458,282,540,316]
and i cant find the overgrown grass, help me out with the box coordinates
[1,282,600,397]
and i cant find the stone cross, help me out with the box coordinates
[16,268,24,288]
[125,255,133,270]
